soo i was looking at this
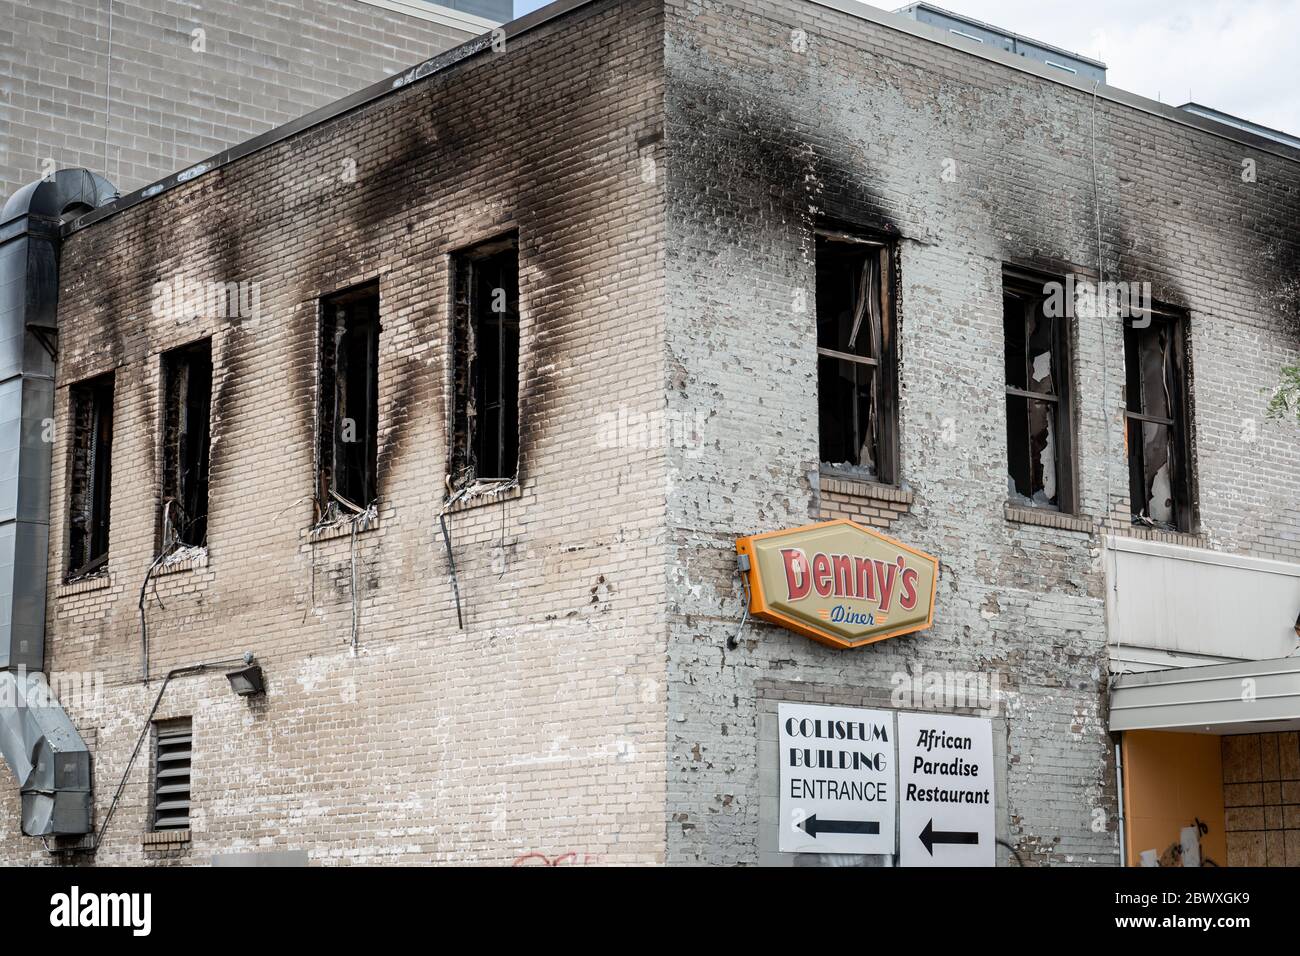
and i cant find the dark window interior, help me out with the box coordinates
[318,283,380,517]
[67,372,114,577]
[1003,272,1074,511]
[816,233,896,484]
[1124,310,1193,530]
[451,235,520,489]
[161,339,212,548]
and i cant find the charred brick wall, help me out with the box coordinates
[663,0,1300,865]
[0,0,667,865]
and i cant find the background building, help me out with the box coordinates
[0,0,506,199]
[0,0,1297,866]
[895,2,1106,83]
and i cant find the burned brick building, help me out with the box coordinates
[1,0,1298,866]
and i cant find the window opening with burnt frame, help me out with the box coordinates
[67,372,115,579]
[816,229,898,485]
[449,234,519,500]
[160,339,212,550]
[1123,306,1193,531]
[316,283,380,522]
[1003,269,1077,512]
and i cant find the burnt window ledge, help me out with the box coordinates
[817,474,913,529]
[306,506,381,545]
[55,572,114,598]
[1005,504,1094,534]
[1108,522,1207,550]
[444,481,523,515]
[819,472,913,506]
[152,545,209,577]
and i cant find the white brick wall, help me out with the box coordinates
[663,0,1299,865]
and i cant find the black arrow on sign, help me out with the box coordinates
[798,814,880,839]
[919,819,979,855]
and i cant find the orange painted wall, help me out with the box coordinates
[1122,731,1228,866]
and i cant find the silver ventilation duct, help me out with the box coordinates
[0,168,117,836]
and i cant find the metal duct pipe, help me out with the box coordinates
[0,169,117,836]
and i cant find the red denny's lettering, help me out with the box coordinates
[780,548,920,612]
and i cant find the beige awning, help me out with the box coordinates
[1110,656,1300,734]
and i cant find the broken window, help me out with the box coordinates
[160,340,212,548]
[152,718,192,831]
[816,230,898,484]
[1124,306,1193,530]
[317,283,380,518]
[1003,270,1076,511]
[66,372,114,577]
[450,234,519,490]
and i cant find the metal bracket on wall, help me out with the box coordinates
[26,323,57,360]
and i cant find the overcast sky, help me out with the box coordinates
[510,0,1299,134]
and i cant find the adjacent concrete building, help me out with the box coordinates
[0,0,505,199]
[895,2,1106,83]
[1,0,1297,866]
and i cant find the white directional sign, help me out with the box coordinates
[778,703,896,855]
[898,712,995,867]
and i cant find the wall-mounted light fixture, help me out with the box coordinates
[226,653,264,697]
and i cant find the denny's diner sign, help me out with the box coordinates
[736,519,938,649]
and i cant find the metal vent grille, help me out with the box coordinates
[152,719,192,831]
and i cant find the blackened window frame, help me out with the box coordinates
[316,281,381,520]
[66,371,115,579]
[1002,268,1078,514]
[1123,305,1194,532]
[449,232,521,494]
[159,338,213,549]
[815,228,899,486]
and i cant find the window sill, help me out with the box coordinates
[444,482,522,514]
[818,474,912,528]
[56,572,113,597]
[306,509,380,545]
[143,829,190,848]
[153,546,209,576]
[1005,504,1094,534]
[1112,522,1207,549]
[819,473,913,506]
